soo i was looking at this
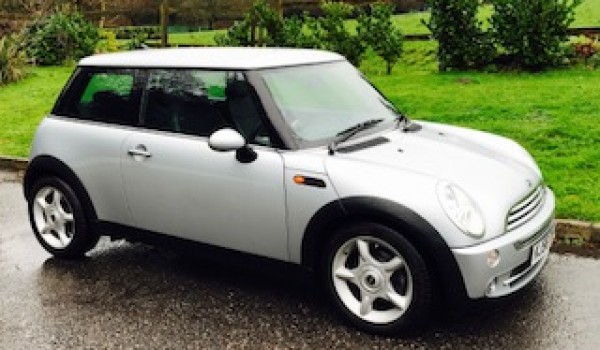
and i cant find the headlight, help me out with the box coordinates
[436,181,485,238]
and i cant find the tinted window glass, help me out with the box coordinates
[55,68,140,126]
[143,69,272,146]
[144,70,227,137]
[81,74,133,103]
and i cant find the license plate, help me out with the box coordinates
[531,234,551,266]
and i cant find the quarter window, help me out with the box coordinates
[54,68,140,126]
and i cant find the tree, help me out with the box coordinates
[314,2,365,66]
[358,3,404,74]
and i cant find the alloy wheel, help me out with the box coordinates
[32,186,75,249]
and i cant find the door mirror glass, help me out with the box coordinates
[209,128,246,152]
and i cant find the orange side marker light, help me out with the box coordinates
[293,175,305,184]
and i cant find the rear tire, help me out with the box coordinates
[322,222,432,335]
[28,176,99,259]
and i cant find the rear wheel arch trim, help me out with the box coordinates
[301,196,468,301]
[24,155,98,223]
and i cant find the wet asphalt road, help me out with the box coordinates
[1,175,600,349]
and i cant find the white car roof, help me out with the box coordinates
[79,47,345,69]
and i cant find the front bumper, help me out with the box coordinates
[452,187,555,299]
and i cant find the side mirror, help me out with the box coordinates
[208,128,258,163]
[208,128,245,152]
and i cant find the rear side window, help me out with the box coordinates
[54,68,141,126]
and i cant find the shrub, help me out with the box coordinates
[25,11,99,66]
[250,0,286,46]
[589,51,600,69]
[0,35,28,84]
[214,20,251,46]
[96,29,120,53]
[214,1,283,46]
[112,26,160,40]
[425,0,495,71]
[214,1,319,48]
[357,3,404,74]
[571,35,600,65]
[125,32,149,51]
[490,0,582,70]
[278,14,321,48]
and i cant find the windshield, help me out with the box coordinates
[259,61,399,145]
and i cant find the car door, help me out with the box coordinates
[120,69,288,261]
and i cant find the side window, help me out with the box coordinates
[143,69,228,137]
[55,68,140,126]
[142,69,273,146]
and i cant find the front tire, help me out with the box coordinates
[323,222,432,335]
[28,176,99,259]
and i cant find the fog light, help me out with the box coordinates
[486,249,500,268]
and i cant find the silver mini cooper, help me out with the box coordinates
[24,47,555,334]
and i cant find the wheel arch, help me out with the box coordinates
[24,155,98,224]
[301,196,468,302]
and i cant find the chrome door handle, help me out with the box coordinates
[127,147,152,158]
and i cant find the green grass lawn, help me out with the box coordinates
[0,66,73,157]
[573,0,600,27]
[163,30,224,46]
[1,44,599,222]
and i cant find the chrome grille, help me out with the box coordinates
[514,216,554,250]
[506,184,545,232]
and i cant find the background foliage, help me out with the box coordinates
[24,10,99,66]
[491,0,583,70]
[216,1,401,70]
[0,34,28,84]
[358,3,404,74]
[425,0,495,71]
[426,0,583,71]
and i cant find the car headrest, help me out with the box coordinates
[225,80,250,99]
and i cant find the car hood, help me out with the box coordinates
[324,121,542,237]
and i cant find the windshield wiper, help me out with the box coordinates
[395,114,422,133]
[378,97,408,128]
[395,113,408,128]
[328,118,384,155]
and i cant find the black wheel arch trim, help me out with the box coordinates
[302,196,468,302]
[24,155,98,223]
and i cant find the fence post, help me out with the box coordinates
[160,0,169,47]
[99,0,106,28]
[275,0,283,19]
[250,11,256,46]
